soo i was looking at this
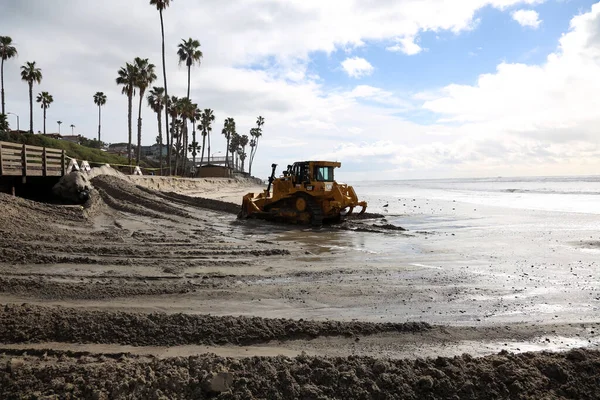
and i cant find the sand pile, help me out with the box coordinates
[0,304,430,346]
[88,165,126,179]
[129,175,262,196]
[1,349,598,399]
[52,171,92,203]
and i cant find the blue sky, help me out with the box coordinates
[3,0,600,180]
[315,1,585,94]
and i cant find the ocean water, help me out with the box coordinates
[351,175,600,215]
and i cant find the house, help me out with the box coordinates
[106,143,133,157]
[60,135,81,144]
[140,144,168,160]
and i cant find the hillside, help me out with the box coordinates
[0,132,155,168]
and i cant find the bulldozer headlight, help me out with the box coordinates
[325,183,333,191]
[306,185,313,190]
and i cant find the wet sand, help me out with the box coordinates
[1,173,599,398]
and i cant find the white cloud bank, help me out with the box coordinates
[341,57,374,78]
[317,3,600,179]
[5,0,600,180]
[512,9,542,28]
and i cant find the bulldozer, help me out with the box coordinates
[238,161,367,226]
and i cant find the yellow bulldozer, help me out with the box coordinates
[238,161,367,226]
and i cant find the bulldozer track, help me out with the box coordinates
[305,194,323,226]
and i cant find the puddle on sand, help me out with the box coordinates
[4,334,598,361]
[452,334,600,358]
[273,228,422,262]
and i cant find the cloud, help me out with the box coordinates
[511,9,542,28]
[386,36,423,55]
[423,3,600,138]
[5,0,600,181]
[341,57,374,78]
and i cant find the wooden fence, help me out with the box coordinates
[0,141,66,178]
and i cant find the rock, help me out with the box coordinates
[203,371,233,393]
[418,375,434,389]
[7,358,24,374]
[52,171,92,203]
[567,348,587,362]
[376,224,407,231]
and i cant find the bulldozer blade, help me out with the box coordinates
[342,206,354,216]
[356,202,367,215]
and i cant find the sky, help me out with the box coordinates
[1,0,600,181]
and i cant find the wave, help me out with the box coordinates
[502,189,600,195]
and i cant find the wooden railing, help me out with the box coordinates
[0,141,66,178]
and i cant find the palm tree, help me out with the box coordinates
[116,62,137,165]
[238,134,249,172]
[177,97,194,175]
[198,108,214,165]
[147,86,165,174]
[222,117,235,168]
[0,113,9,132]
[248,115,265,176]
[20,61,42,133]
[133,57,157,164]
[189,105,201,170]
[1,36,18,116]
[57,120,62,134]
[36,91,53,134]
[150,0,173,174]
[167,95,181,173]
[70,124,75,135]
[93,92,107,141]
[177,38,202,100]
[230,131,242,170]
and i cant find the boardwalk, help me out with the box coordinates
[0,141,66,178]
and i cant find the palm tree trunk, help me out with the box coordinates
[248,149,253,176]
[200,133,206,165]
[43,107,46,134]
[28,82,33,133]
[185,123,189,175]
[1,58,5,116]
[166,118,171,174]
[207,131,211,164]
[192,124,197,168]
[187,66,191,100]
[225,137,229,168]
[249,145,255,175]
[182,119,188,175]
[127,94,132,166]
[174,126,180,175]
[98,105,101,141]
[250,138,259,173]
[136,92,144,165]
[160,9,171,175]
[157,111,163,176]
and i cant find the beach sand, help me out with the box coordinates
[0,172,599,399]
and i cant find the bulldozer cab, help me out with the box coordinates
[286,161,339,184]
